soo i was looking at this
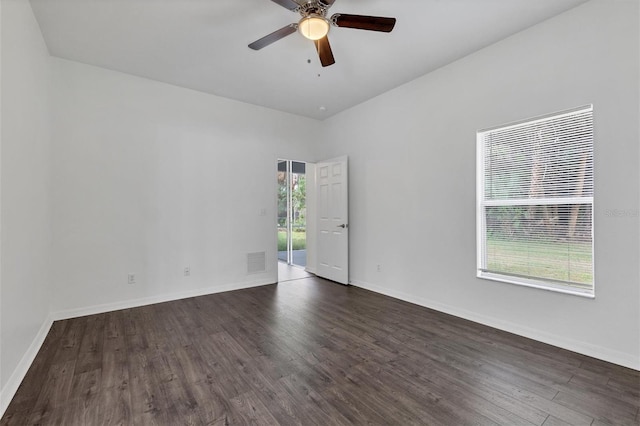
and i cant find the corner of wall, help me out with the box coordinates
[0,314,53,416]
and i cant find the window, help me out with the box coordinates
[477,105,594,297]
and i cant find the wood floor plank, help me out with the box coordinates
[591,418,640,426]
[393,350,593,425]
[189,381,232,426]
[101,345,129,390]
[191,333,253,401]
[2,275,639,425]
[278,373,352,425]
[75,314,106,374]
[51,317,87,365]
[542,414,574,426]
[357,358,538,426]
[318,383,394,424]
[606,375,640,404]
[25,360,77,424]
[96,383,133,425]
[68,368,102,402]
[172,344,210,384]
[0,409,31,426]
[127,349,178,425]
[553,390,639,425]
[314,361,428,425]
[228,390,280,425]
[566,373,640,411]
[388,355,550,425]
[251,378,319,425]
[158,374,203,425]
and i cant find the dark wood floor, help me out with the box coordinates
[2,275,639,425]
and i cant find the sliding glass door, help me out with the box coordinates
[277,160,306,267]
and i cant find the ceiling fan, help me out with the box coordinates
[248,0,396,67]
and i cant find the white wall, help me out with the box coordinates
[50,58,320,317]
[0,0,53,406]
[317,0,640,369]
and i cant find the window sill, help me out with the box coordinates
[478,271,595,299]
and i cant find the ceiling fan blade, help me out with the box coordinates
[314,36,335,67]
[270,0,300,11]
[248,24,297,50]
[332,14,396,32]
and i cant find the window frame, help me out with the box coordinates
[476,105,595,298]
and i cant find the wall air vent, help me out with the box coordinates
[247,252,266,274]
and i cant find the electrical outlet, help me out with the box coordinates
[128,273,136,284]
[377,264,382,272]
[184,266,190,277]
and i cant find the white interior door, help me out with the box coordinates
[316,156,349,284]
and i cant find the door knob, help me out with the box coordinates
[337,224,348,228]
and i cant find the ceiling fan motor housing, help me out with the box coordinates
[297,1,331,18]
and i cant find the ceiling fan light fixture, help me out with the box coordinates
[298,14,330,40]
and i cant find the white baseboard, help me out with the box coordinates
[52,278,275,321]
[1,314,54,417]
[0,278,275,419]
[350,279,640,371]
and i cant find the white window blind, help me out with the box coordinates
[477,105,594,296]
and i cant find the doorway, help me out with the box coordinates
[277,160,307,268]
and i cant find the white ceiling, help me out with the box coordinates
[30,0,588,120]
